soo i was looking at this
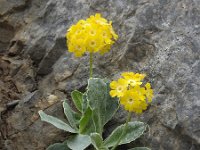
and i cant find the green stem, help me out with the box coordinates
[90,52,93,78]
[111,112,132,150]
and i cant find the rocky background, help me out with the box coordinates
[0,0,200,149]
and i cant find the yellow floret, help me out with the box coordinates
[68,37,86,57]
[121,72,146,87]
[145,83,153,102]
[120,90,147,114]
[110,78,128,98]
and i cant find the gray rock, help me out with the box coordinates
[0,0,199,149]
[0,0,26,16]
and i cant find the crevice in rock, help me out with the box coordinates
[8,40,24,57]
[37,37,66,75]
[0,21,15,53]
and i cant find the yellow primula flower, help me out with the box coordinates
[85,34,104,53]
[121,72,146,87]
[110,78,128,98]
[120,90,147,114]
[133,101,148,114]
[84,22,99,37]
[131,85,146,100]
[109,24,118,40]
[100,25,112,38]
[87,13,108,25]
[67,20,86,39]
[99,44,112,55]
[145,83,153,102]
[66,13,118,57]
[68,36,86,57]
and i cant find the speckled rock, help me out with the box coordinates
[0,0,200,150]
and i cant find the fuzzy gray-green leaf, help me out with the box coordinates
[128,147,151,150]
[47,143,70,150]
[66,134,91,150]
[104,121,147,147]
[82,93,88,113]
[79,106,96,134]
[71,90,83,112]
[86,78,119,134]
[90,133,108,150]
[38,110,76,133]
[63,100,80,130]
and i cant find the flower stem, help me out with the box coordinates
[89,52,93,78]
[111,112,132,150]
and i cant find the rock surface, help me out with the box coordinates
[0,0,200,150]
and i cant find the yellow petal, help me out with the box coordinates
[110,90,116,97]
[110,81,117,89]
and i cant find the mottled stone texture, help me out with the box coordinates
[0,0,200,150]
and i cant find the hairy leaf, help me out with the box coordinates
[86,78,119,134]
[66,134,91,150]
[104,121,147,147]
[90,133,108,150]
[47,143,70,150]
[82,93,88,113]
[63,100,80,131]
[128,147,151,150]
[71,90,83,112]
[79,107,95,134]
[38,110,76,133]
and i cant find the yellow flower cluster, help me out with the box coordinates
[66,13,118,57]
[110,72,153,114]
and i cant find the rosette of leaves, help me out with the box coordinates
[39,78,149,150]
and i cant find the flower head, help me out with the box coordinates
[110,72,153,114]
[66,13,118,57]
